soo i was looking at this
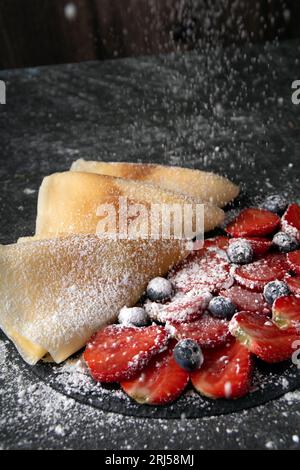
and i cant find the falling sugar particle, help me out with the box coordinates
[64,3,77,21]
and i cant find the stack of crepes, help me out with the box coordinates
[0,160,239,365]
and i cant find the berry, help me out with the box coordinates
[227,239,253,264]
[226,208,280,238]
[208,296,237,319]
[260,194,288,215]
[282,204,300,242]
[285,276,300,296]
[272,231,298,253]
[242,237,272,257]
[118,306,149,327]
[84,325,169,382]
[263,280,290,305]
[220,285,270,315]
[234,253,289,291]
[168,314,231,349]
[272,295,300,330]
[146,277,173,301]
[287,250,300,275]
[173,339,204,372]
[229,311,299,363]
[191,340,253,399]
[121,341,189,405]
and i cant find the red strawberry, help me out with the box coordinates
[192,236,229,253]
[241,237,272,257]
[286,276,300,296]
[168,314,231,349]
[191,340,253,399]
[226,208,280,238]
[234,253,289,291]
[121,340,189,405]
[282,203,300,242]
[229,311,300,363]
[220,285,270,315]
[287,250,300,275]
[84,325,169,382]
[272,295,300,331]
[169,250,233,294]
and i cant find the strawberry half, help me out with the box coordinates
[286,276,300,296]
[220,285,270,315]
[241,237,272,257]
[272,295,300,331]
[84,325,169,382]
[121,340,189,405]
[287,250,300,275]
[229,311,300,363]
[226,208,280,238]
[282,203,300,242]
[168,314,231,349]
[191,340,253,399]
[234,253,289,291]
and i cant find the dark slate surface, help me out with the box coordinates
[0,40,300,449]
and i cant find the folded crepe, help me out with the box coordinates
[34,171,224,239]
[0,236,186,365]
[70,159,239,207]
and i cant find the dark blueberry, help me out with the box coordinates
[208,296,237,319]
[272,231,299,253]
[146,277,173,302]
[260,194,288,215]
[263,280,291,305]
[173,339,204,372]
[227,239,253,265]
[118,306,149,327]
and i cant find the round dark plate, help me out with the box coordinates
[6,332,300,419]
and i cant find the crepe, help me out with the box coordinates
[70,159,239,207]
[34,171,224,239]
[0,235,186,364]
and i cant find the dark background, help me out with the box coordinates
[1,0,300,69]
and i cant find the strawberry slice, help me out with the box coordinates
[168,314,231,349]
[287,250,300,275]
[169,250,233,294]
[286,276,300,296]
[234,253,289,291]
[220,285,270,315]
[121,340,189,405]
[229,311,300,363]
[282,203,300,242]
[84,325,169,382]
[241,237,272,257]
[144,290,212,323]
[226,208,280,238]
[191,340,253,399]
[272,295,300,330]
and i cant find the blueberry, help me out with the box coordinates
[173,339,204,372]
[272,231,299,253]
[227,239,253,265]
[260,194,288,215]
[263,280,290,305]
[118,306,149,326]
[146,277,173,302]
[208,296,237,319]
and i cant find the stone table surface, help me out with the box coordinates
[0,40,300,450]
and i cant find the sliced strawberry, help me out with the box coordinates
[282,203,300,242]
[144,291,212,323]
[168,314,231,349]
[241,237,272,257]
[229,311,300,363]
[191,340,253,399]
[272,295,300,330]
[226,208,280,238]
[84,325,169,382]
[169,250,233,294]
[234,253,289,291]
[121,340,189,405]
[192,236,229,254]
[220,285,270,315]
[286,276,300,296]
[287,250,300,275]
